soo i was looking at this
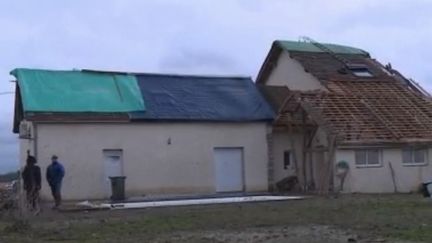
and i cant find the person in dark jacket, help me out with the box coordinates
[46,155,65,208]
[22,152,41,211]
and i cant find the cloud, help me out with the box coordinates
[159,48,239,74]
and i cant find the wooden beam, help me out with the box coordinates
[307,148,315,191]
[305,125,318,191]
[277,91,295,114]
[301,110,307,191]
[287,123,300,183]
[273,92,294,125]
[318,135,337,195]
[360,99,401,139]
[306,127,318,148]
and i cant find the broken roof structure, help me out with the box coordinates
[258,40,432,146]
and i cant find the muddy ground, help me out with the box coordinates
[0,194,430,242]
[150,226,373,243]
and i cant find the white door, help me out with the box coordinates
[103,150,123,195]
[214,148,244,192]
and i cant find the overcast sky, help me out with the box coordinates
[0,0,431,173]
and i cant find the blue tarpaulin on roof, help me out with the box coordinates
[130,74,274,121]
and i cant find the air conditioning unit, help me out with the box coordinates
[19,121,31,139]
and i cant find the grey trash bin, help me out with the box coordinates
[109,176,126,201]
[423,182,432,197]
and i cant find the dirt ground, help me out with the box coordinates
[0,194,431,242]
[151,225,370,243]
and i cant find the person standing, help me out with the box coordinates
[46,155,65,209]
[22,152,41,213]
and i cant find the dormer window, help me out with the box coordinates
[347,63,374,77]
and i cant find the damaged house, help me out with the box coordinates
[258,40,432,193]
[12,68,274,200]
[11,40,432,200]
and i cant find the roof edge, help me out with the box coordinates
[10,68,251,80]
[82,69,251,80]
[275,40,370,56]
[255,42,283,84]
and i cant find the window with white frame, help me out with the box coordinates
[402,148,428,165]
[355,149,381,166]
[347,63,374,78]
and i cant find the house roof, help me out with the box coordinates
[257,85,311,127]
[130,73,275,121]
[256,85,291,112]
[261,40,432,145]
[288,51,389,83]
[256,40,370,84]
[12,69,274,132]
[11,68,145,113]
[277,40,369,55]
[299,81,432,145]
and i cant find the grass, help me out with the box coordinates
[1,194,431,242]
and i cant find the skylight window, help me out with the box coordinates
[346,64,374,77]
[352,69,373,77]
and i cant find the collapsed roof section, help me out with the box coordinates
[260,40,432,145]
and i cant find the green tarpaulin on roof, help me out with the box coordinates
[11,68,145,113]
[277,40,369,55]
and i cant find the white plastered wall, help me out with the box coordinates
[265,51,326,91]
[29,122,269,200]
[271,130,304,183]
[335,148,432,193]
[271,126,331,190]
[18,120,35,169]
